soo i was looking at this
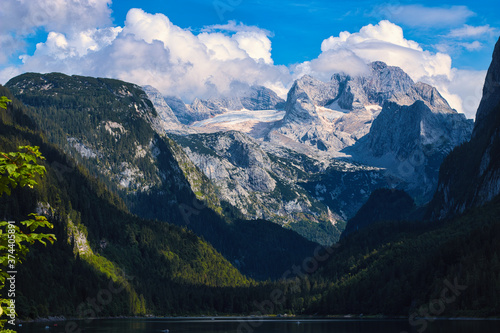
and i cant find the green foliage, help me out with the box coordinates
[301,196,500,317]
[0,88,257,317]
[0,145,55,329]
[342,188,417,238]
[0,97,10,110]
[0,146,46,196]
[3,75,500,321]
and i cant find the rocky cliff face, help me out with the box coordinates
[6,73,178,193]
[164,95,193,125]
[148,60,474,232]
[142,85,189,134]
[170,131,344,245]
[240,85,286,110]
[349,100,473,202]
[473,39,500,139]
[365,101,472,158]
[428,37,500,219]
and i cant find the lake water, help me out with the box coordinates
[15,317,500,333]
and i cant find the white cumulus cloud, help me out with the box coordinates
[320,21,452,81]
[0,0,112,65]
[459,41,483,51]
[8,8,288,101]
[0,6,488,119]
[0,0,112,35]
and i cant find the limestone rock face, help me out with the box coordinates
[171,131,345,245]
[352,100,473,202]
[264,61,473,205]
[428,37,500,219]
[267,61,468,157]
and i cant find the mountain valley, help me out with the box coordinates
[1,36,500,322]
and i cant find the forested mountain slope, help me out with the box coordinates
[4,75,319,280]
[0,85,255,317]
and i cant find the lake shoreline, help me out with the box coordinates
[18,314,500,324]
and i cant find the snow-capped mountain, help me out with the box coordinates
[256,61,472,203]
[166,85,285,125]
[266,61,463,154]
[4,57,477,245]
[137,60,474,239]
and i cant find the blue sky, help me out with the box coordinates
[0,0,499,118]
[109,0,500,68]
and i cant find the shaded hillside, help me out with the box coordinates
[428,37,500,220]
[306,195,500,317]
[341,188,416,238]
[2,78,500,318]
[0,85,255,317]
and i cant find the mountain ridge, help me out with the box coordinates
[4,73,320,280]
[138,60,473,228]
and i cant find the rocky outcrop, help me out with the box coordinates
[473,39,500,139]
[330,62,454,113]
[164,95,193,125]
[428,37,500,219]
[171,131,344,245]
[240,85,286,110]
[282,76,335,125]
[349,100,473,203]
[266,61,473,204]
[365,101,472,158]
[142,85,189,133]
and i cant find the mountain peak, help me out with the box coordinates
[370,60,389,71]
[269,60,466,160]
[473,37,500,139]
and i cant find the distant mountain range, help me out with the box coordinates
[141,60,472,238]
[166,85,285,124]
[4,73,319,280]
[4,60,473,245]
